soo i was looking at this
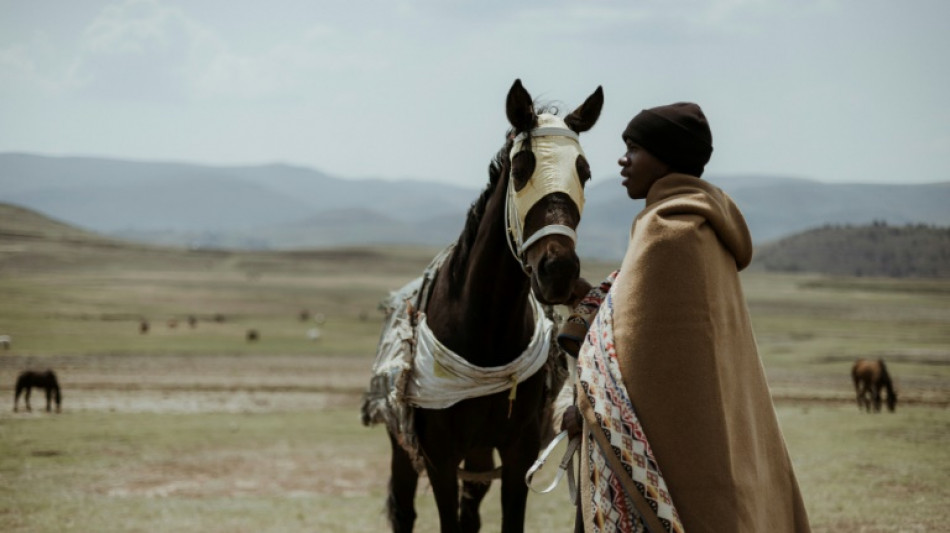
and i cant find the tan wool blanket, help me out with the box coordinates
[576,174,811,532]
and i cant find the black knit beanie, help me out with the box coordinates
[623,102,713,177]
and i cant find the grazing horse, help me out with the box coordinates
[14,370,62,413]
[852,358,897,412]
[364,79,602,533]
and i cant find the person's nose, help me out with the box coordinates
[618,155,629,167]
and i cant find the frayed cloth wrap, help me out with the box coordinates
[361,245,557,469]
[408,300,552,408]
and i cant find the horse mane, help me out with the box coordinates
[446,104,558,295]
[446,135,512,295]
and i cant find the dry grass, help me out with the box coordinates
[1,237,949,532]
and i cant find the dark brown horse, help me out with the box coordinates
[852,358,897,412]
[14,370,62,413]
[380,79,602,533]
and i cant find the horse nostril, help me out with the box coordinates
[538,253,579,280]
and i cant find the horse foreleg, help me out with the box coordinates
[854,374,864,411]
[855,381,871,412]
[498,438,539,533]
[387,432,419,533]
[424,450,464,533]
[45,387,53,412]
[872,384,883,412]
[460,448,493,533]
[23,387,32,412]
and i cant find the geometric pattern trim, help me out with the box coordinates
[578,290,685,533]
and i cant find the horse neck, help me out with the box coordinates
[428,178,534,366]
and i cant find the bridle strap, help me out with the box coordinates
[518,225,576,256]
[513,127,579,144]
[506,184,579,272]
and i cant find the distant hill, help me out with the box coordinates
[2,153,949,260]
[5,202,948,279]
[0,202,442,277]
[0,202,152,274]
[0,202,112,242]
[0,153,474,231]
[753,222,950,278]
[579,175,950,259]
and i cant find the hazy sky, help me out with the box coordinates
[2,0,947,187]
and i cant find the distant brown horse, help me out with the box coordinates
[14,370,62,413]
[852,358,897,412]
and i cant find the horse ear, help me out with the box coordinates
[506,79,537,132]
[565,86,604,134]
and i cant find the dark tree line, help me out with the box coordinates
[754,222,950,278]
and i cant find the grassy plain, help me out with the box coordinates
[1,221,948,532]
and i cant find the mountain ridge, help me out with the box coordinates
[2,152,947,260]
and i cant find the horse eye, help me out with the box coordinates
[575,155,591,185]
[511,151,536,192]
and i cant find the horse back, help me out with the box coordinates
[15,369,59,389]
[852,359,881,383]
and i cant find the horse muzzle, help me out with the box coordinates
[525,236,580,305]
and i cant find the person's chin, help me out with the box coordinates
[621,180,635,198]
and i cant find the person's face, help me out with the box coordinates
[618,137,671,199]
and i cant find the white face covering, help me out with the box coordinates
[506,114,586,257]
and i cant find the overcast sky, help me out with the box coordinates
[2,0,947,188]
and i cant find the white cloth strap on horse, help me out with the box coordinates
[513,126,579,144]
[508,115,587,230]
[405,295,554,409]
[505,114,586,269]
[518,224,577,256]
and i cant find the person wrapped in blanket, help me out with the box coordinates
[555,103,811,532]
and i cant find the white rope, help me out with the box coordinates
[525,429,580,501]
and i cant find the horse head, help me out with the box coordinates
[504,79,603,304]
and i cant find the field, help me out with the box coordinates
[1,226,949,532]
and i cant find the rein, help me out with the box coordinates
[504,125,582,272]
